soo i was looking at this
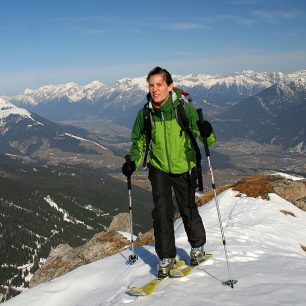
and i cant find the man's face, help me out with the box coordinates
[148,74,173,104]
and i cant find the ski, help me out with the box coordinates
[170,253,213,277]
[127,259,186,296]
[127,254,213,296]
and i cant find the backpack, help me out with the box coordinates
[142,88,204,191]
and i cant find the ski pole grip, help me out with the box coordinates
[196,108,210,157]
[125,154,132,189]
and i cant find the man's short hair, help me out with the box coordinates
[146,67,173,85]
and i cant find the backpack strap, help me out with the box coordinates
[142,102,152,167]
[175,99,203,191]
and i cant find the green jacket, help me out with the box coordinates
[130,89,216,174]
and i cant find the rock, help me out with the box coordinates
[231,175,306,211]
[107,212,130,233]
[29,231,130,288]
[270,179,306,210]
[135,228,155,246]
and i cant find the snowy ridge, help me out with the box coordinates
[5,186,306,306]
[64,133,107,150]
[7,81,112,106]
[3,69,306,106]
[173,70,306,89]
[0,97,43,126]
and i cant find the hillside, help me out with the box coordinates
[0,98,122,168]
[0,155,152,301]
[214,83,306,150]
[3,174,306,305]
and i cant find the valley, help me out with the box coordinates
[63,118,306,191]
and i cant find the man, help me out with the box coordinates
[122,67,216,277]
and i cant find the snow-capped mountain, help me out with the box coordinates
[4,69,306,118]
[0,98,41,124]
[5,70,306,107]
[9,81,112,105]
[0,97,122,167]
[2,69,306,149]
[215,82,306,151]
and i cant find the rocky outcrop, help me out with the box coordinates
[232,175,306,211]
[270,179,306,210]
[107,212,130,232]
[29,213,154,288]
[29,230,130,288]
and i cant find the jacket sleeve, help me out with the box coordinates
[186,103,216,147]
[130,109,147,169]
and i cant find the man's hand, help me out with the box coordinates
[122,155,136,177]
[197,120,213,138]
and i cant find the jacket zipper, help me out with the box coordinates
[161,111,172,173]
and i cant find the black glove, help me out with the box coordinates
[122,155,136,177]
[197,120,213,138]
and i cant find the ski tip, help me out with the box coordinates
[127,287,147,296]
[222,279,238,288]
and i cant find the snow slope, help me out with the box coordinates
[0,98,38,123]
[4,188,306,306]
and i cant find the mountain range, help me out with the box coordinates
[215,82,306,150]
[2,69,306,151]
[0,98,122,167]
[5,70,306,108]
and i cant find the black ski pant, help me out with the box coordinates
[148,165,206,259]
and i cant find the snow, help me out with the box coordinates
[4,188,306,306]
[0,97,44,126]
[64,133,107,150]
[0,98,32,121]
[44,196,92,229]
[3,69,306,106]
[272,171,305,181]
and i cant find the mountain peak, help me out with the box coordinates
[3,69,306,106]
[0,97,33,121]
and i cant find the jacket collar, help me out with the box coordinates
[147,90,183,113]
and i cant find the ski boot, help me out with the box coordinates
[157,258,176,278]
[190,246,205,266]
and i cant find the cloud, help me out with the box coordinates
[252,10,300,24]
[165,23,207,30]
[163,50,306,75]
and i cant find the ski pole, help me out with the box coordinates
[196,109,237,288]
[125,155,138,264]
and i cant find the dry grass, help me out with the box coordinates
[94,231,131,249]
[232,176,274,199]
[135,229,155,246]
[196,184,234,206]
[280,209,296,217]
[301,244,306,253]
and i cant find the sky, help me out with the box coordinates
[4,173,306,305]
[1,0,306,95]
